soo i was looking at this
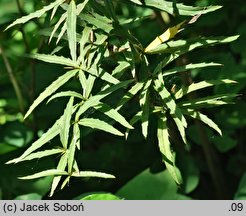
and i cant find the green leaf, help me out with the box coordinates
[50,5,59,21]
[71,171,115,179]
[153,53,183,75]
[162,62,222,77]
[116,82,144,110]
[68,124,79,173]
[50,152,68,196]
[57,19,67,44]
[182,109,222,136]
[80,193,121,200]
[61,176,71,190]
[127,0,221,16]
[146,35,240,54]
[86,66,120,85]
[154,75,187,145]
[47,91,84,103]
[112,61,131,77]
[76,0,90,15]
[24,69,78,119]
[85,47,101,70]
[79,26,92,64]
[73,160,80,173]
[234,172,246,200]
[75,80,133,120]
[78,69,87,94]
[78,118,124,136]
[178,94,237,108]
[116,169,186,200]
[79,13,113,33]
[5,0,66,30]
[94,103,134,129]
[67,0,77,62]
[82,74,96,99]
[31,54,79,68]
[49,12,67,43]
[157,114,183,185]
[178,154,199,194]
[6,117,62,164]
[60,97,74,148]
[14,193,42,200]
[125,111,142,139]
[7,149,64,163]
[19,169,68,180]
[140,80,152,139]
[175,79,237,99]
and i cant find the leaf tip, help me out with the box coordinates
[23,113,29,120]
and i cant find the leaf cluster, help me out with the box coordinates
[4,0,238,196]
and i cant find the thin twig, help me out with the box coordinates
[15,0,39,135]
[0,46,25,113]
[16,0,30,53]
[177,57,228,199]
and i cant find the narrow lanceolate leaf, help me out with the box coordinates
[146,35,240,54]
[153,53,184,75]
[73,123,81,150]
[78,118,124,136]
[86,67,120,85]
[6,117,62,164]
[6,149,64,164]
[47,91,83,103]
[79,70,96,99]
[154,74,187,127]
[31,54,79,68]
[79,13,113,33]
[60,97,74,149]
[72,171,115,179]
[128,0,221,16]
[112,61,131,77]
[67,0,77,62]
[175,79,237,99]
[57,20,67,44]
[78,70,87,93]
[76,0,90,15]
[116,82,144,111]
[125,111,142,139]
[162,62,222,77]
[84,75,96,99]
[154,75,187,145]
[145,21,185,53]
[24,69,78,119]
[182,109,222,135]
[19,169,68,180]
[157,114,182,185]
[73,160,80,173]
[50,5,59,21]
[178,94,237,108]
[75,80,133,120]
[5,0,66,30]
[141,93,150,139]
[50,153,68,196]
[68,123,80,173]
[61,176,71,189]
[67,142,76,174]
[139,80,152,139]
[94,102,134,129]
[79,26,92,64]
[49,12,67,43]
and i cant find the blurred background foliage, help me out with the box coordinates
[0,0,245,200]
